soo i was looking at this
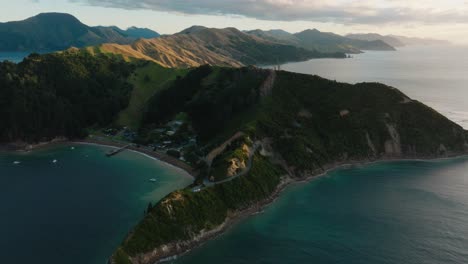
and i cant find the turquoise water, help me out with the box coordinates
[176,157,468,264]
[279,45,468,129]
[0,144,192,264]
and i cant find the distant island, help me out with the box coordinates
[0,50,467,264]
[346,33,451,47]
[248,28,396,53]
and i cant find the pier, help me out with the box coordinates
[106,144,133,157]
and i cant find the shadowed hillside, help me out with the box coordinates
[0,13,159,52]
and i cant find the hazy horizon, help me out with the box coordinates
[1,0,468,44]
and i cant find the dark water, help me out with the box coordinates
[176,157,468,264]
[0,144,192,264]
[279,45,468,129]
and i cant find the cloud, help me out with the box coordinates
[69,0,468,25]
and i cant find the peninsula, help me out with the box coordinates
[1,49,464,264]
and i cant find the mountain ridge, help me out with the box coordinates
[247,28,396,53]
[347,33,451,47]
[0,13,160,52]
[96,26,345,68]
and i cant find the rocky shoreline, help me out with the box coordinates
[126,151,468,264]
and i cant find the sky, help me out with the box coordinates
[1,0,468,43]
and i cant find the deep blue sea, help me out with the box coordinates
[176,157,468,264]
[0,144,192,264]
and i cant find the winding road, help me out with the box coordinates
[194,141,261,192]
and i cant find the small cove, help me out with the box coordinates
[0,144,192,264]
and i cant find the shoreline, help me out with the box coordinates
[1,137,197,178]
[74,138,196,177]
[4,139,467,264]
[128,151,468,264]
[72,140,196,178]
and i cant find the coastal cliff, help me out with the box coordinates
[111,68,468,264]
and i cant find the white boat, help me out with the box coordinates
[71,147,75,150]
[53,159,58,163]
[13,161,21,165]
[149,178,157,182]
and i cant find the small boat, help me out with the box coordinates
[52,159,58,163]
[149,178,157,182]
[71,147,75,150]
[13,161,21,165]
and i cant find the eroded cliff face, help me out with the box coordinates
[384,123,402,156]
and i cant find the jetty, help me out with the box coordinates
[106,144,133,157]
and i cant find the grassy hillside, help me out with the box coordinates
[116,61,188,129]
[95,27,345,68]
[98,35,244,68]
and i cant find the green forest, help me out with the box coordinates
[0,51,133,142]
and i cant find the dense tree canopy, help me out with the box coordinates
[0,51,134,142]
[142,66,268,141]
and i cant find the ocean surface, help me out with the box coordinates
[0,144,192,264]
[176,157,468,264]
[279,45,468,129]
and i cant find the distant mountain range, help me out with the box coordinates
[8,13,457,68]
[97,26,345,68]
[346,33,451,47]
[247,29,396,53]
[0,13,160,51]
